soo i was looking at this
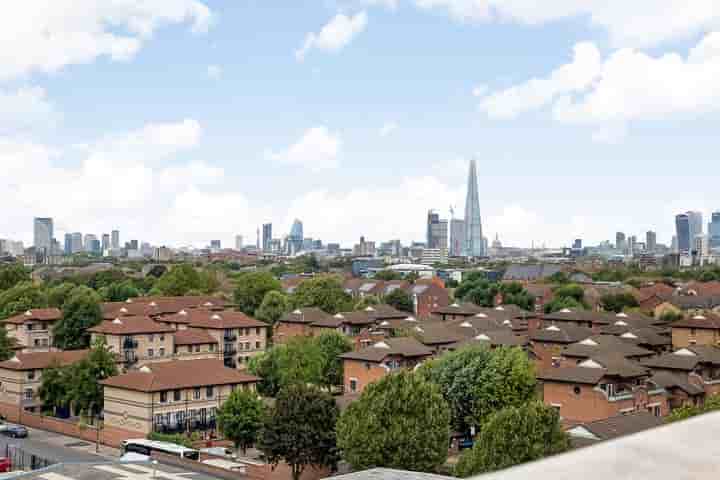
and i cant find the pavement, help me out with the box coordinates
[0,426,120,464]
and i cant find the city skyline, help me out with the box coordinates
[1,4,719,247]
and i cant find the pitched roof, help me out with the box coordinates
[531,325,594,344]
[642,345,720,371]
[431,302,485,315]
[339,337,433,363]
[671,314,720,330]
[668,295,720,310]
[638,283,676,301]
[188,310,267,330]
[279,307,333,325]
[102,296,226,318]
[88,316,174,335]
[173,328,218,345]
[537,366,606,384]
[3,308,62,325]
[587,353,650,378]
[648,371,704,396]
[0,350,89,371]
[570,412,665,441]
[451,330,529,349]
[503,264,564,281]
[562,335,654,359]
[100,359,257,392]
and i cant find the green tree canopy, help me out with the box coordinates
[0,282,48,319]
[98,280,140,302]
[337,371,450,473]
[315,331,352,390]
[419,345,536,435]
[384,288,414,313]
[499,282,535,311]
[599,292,640,313]
[153,264,219,296]
[0,327,15,362]
[291,276,353,314]
[553,284,585,302]
[354,296,380,310]
[248,336,324,396]
[0,264,29,291]
[234,271,282,316]
[255,291,290,325]
[37,362,69,414]
[544,296,585,314]
[53,286,102,350]
[455,402,569,477]
[259,384,339,480]
[47,282,77,308]
[66,337,119,414]
[217,389,265,454]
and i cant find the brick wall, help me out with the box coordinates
[531,342,566,370]
[273,322,312,344]
[343,360,387,394]
[672,327,720,349]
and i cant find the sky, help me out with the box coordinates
[1,1,719,249]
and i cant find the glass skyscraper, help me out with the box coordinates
[675,214,691,253]
[463,159,485,257]
[33,217,54,251]
[709,212,720,249]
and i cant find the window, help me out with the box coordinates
[159,347,165,356]
[209,344,215,352]
[206,386,214,398]
[255,341,261,349]
[195,345,200,353]
[194,387,201,400]
[349,378,358,392]
[148,348,154,357]
[255,327,260,335]
[27,370,36,381]
[160,334,165,341]
[149,334,155,342]
[245,342,250,350]
[174,390,181,401]
[238,343,244,351]
[26,324,34,331]
[691,328,697,336]
[573,386,582,395]
[24,389,33,400]
[34,339,41,347]
[160,391,168,403]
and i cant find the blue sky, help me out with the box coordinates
[1,1,718,248]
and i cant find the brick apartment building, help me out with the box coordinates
[2,308,62,352]
[670,314,720,349]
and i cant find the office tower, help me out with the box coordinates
[463,159,484,257]
[83,234,97,252]
[210,240,221,249]
[127,240,139,251]
[426,210,448,250]
[687,211,704,246]
[288,219,304,254]
[628,236,638,255]
[646,231,657,253]
[101,234,110,252]
[573,239,582,250]
[33,217,54,250]
[676,214,691,253]
[262,223,272,252]
[302,238,314,251]
[235,235,244,250]
[426,211,439,247]
[695,235,709,258]
[71,233,83,253]
[64,233,73,255]
[449,219,465,257]
[615,232,626,251]
[671,236,678,253]
[709,212,720,249]
[111,230,120,249]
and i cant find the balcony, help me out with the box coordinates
[124,352,138,365]
[123,339,138,349]
[223,345,237,356]
[223,334,237,342]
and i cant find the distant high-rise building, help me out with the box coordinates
[71,232,83,254]
[84,234,98,252]
[676,214,691,253]
[646,231,657,252]
[695,235,710,259]
[463,159,484,257]
[615,232,626,251]
[573,239,583,250]
[235,235,244,250]
[210,240,221,250]
[709,212,720,249]
[426,210,448,250]
[628,236,638,255]
[262,223,272,252]
[33,217,54,251]
[64,233,73,255]
[288,219,304,254]
[101,234,110,252]
[687,211,704,247]
[449,219,465,257]
[111,230,120,249]
[671,235,678,253]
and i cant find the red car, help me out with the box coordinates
[0,457,11,472]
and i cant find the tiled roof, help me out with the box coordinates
[100,359,257,392]
[431,303,485,315]
[173,328,218,345]
[279,307,332,325]
[649,371,704,396]
[3,308,62,325]
[0,350,88,371]
[188,310,266,330]
[588,353,649,378]
[531,325,594,344]
[642,345,720,371]
[451,330,529,349]
[340,337,433,363]
[88,316,174,335]
[671,314,720,330]
[572,411,665,441]
[562,335,654,359]
[537,366,606,384]
[668,295,720,310]
[102,296,226,318]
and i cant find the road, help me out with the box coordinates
[0,426,119,464]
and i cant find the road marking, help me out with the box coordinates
[39,474,75,480]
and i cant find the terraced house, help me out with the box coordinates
[2,308,62,352]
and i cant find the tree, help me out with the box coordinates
[38,362,69,414]
[419,345,536,435]
[153,264,218,296]
[465,284,498,307]
[546,272,570,284]
[354,296,380,310]
[259,384,339,480]
[337,371,450,473]
[255,291,290,326]
[234,272,282,316]
[248,337,324,396]
[98,281,140,302]
[544,296,585,314]
[291,277,353,314]
[0,282,48,319]
[404,271,420,284]
[65,337,118,414]
[553,284,585,302]
[47,282,76,308]
[384,288,414,313]
[600,292,640,313]
[455,402,569,477]
[217,390,264,454]
[315,331,352,390]
[500,282,535,311]
[53,286,102,350]
[0,264,29,291]
[374,270,402,281]
[0,327,14,362]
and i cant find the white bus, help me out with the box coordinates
[120,439,200,461]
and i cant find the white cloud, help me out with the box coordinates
[267,127,342,170]
[480,33,720,140]
[207,65,222,79]
[479,42,601,119]
[471,84,488,97]
[380,122,398,136]
[0,87,58,133]
[295,12,368,62]
[411,0,720,48]
[0,1,212,80]
[158,161,224,191]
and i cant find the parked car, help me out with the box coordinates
[0,424,28,438]
[0,457,11,472]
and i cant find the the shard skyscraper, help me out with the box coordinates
[464,159,485,257]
